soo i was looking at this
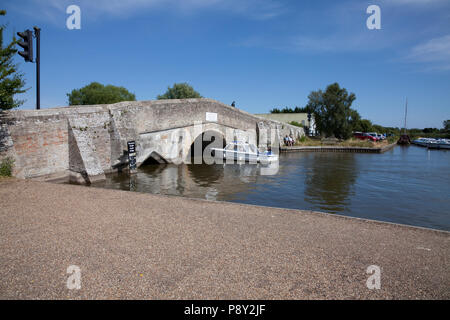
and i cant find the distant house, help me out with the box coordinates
[254,113,316,136]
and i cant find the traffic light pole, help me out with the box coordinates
[34,27,40,110]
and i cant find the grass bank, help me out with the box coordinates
[294,136,397,148]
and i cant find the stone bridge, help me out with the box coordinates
[0,99,304,184]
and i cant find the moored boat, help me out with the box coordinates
[412,138,434,147]
[428,139,450,150]
[211,141,279,163]
[397,98,411,145]
[412,138,450,150]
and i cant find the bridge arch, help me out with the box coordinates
[186,129,227,164]
[138,151,168,167]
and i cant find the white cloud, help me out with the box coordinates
[234,30,396,54]
[288,34,374,53]
[405,35,450,71]
[20,0,284,22]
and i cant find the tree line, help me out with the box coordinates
[270,106,309,114]
[271,83,449,139]
[65,82,202,106]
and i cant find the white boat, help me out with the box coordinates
[412,138,434,147]
[211,141,279,164]
[430,139,450,150]
[412,138,450,149]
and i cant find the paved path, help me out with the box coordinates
[0,179,448,299]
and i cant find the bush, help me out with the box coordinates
[409,132,450,140]
[387,136,398,144]
[157,83,202,100]
[289,121,303,127]
[67,82,136,105]
[0,157,14,176]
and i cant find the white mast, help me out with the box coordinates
[403,98,408,135]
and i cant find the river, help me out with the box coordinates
[89,145,450,231]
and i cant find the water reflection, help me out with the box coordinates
[303,153,359,213]
[95,162,277,201]
[187,163,224,186]
[88,146,450,231]
[97,154,358,210]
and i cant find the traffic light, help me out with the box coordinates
[17,29,33,62]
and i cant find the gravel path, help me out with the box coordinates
[0,179,448,299]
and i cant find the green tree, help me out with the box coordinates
[372,124,385,133]
[0,10,27,110]
[157,83,202,100]
[270,106,309,113]
[444,120,450,132]
[67,82,136,105]
[270,107,282,113]
[423,128,439,134]
[353,119,373,133]
[306,83,360,139]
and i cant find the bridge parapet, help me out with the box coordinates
[0,99,304,183]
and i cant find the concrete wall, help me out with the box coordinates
[254,113,307,124]
[254,113,316,135]
[0,99,304,183]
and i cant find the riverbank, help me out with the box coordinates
[281,143,397,153]
[0,179,448,299]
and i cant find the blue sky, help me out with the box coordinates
[2,0,450,128]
